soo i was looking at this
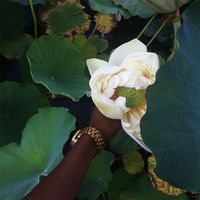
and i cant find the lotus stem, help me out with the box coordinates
[88,12,100,41]
[146,20,167,47]
[137,13,157,40]
[29,0,37,39]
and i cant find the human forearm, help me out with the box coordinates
[25,134,97,200]
[25,107,120,200]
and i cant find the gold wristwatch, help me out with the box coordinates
[71,127,105,150]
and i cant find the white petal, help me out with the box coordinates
[126,52,159,74]
[121,105,152,152]
[109,39,147,66]
[86,58,111,76]
[119,52,159,89]
[92,92,129,119]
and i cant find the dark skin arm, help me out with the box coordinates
[25,107,121,200]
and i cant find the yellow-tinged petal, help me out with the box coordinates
[109,39,147,66]
[121,102,152,152]
[148,155,186,196]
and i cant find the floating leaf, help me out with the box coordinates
[110,130,138,154]
[89,0,119,14]
[141,1,200,192]
[113,0,154,18]
[27,35,89,101]
[0,34,33,59]
[89,0,131,19]
[43,2,90,36]
[78,151,115,200]
[0,107,76,199]
[73,34,97,59]
[119,174,188,200]
[73,34,108,58]
[89,35,108,53]
[122,150,144,175]
[140,0,189,13]
[0,0,25,40]
[107,169,134,200]
[0,81,49,147]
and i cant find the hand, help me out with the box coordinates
[89,107,121,141]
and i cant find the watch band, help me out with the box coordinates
[71,127,105,150]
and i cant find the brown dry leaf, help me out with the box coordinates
[95,14,117,34]
[148,155,186,196]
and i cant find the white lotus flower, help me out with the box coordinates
[86,39,159,152]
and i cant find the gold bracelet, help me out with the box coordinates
[71,127,105,150]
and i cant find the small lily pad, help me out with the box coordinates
[122,150,144,175]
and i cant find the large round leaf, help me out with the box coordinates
[45,2,90,36]
[0,81,49,147]
[0,107,76,200]
[140,0,189,13]
[89,0,131,19]
[141,1,200,192]
[0,34,33,59]
[113,0,154,18]
[27,35,89,101]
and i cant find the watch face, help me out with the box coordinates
[70,130,83,146]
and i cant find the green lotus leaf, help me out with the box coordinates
[73,34,97,59]
[113,0,154,18]
[89,35,108,53]
[27,35,89,101]
[89,0,131,19]
[140,0,189,13]
[119,174,187,200]
[0,107,76,200]
[0,81,49,147]
[0,0,25,40]
[122,150,144,175]
[107,169,134,200]
[141,1,200,192]
[0,34,33,59]
[89,0,120,14]
[45,2,90,36]
[110,130,138,154]
[73,34,108,59]
[77,150,115,200]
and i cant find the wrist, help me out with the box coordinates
[71,127,106,151]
